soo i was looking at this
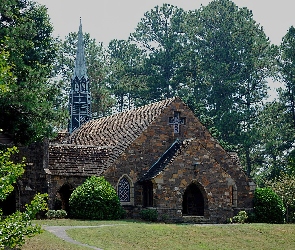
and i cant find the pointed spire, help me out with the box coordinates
[73,18,88,80]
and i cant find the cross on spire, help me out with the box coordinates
[169,111,185,134]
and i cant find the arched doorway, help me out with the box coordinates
[58,184,73,213]
[182,183,204,216]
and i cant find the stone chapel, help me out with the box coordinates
[0,21,255,223]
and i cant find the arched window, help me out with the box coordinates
[118,177,130,202]
[231,184,238,208]
[142,180,153,207]
[117,175,134,205]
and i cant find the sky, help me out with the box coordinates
[36,0,295,46]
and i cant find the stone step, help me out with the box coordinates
[180,216,212,224]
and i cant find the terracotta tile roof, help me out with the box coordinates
[68,97,177,168]
[70,97,176,146]
[48,144,111,176]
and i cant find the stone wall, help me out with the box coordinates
[5,141,101,213]
[152,140,235,223]
[6,98,253,223]
[103,99,253,223]
[46,174,88,210]
[14,142,48,212]
[46,143,111,210]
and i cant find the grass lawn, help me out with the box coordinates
[23,219,295,250]
[22,230,86,250]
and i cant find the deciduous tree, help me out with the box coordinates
[130,4,186,102]
[107,39,146,111]
[252,101,295,181]
[0,0,65,144]
[277,26,295,128]
[266,173,295,222]
[184,0,274,176]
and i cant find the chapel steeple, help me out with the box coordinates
[68,18,92,134]
[73,18,88,80]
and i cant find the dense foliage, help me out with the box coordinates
[231,211,248,224]
[0,50,15,93]
[277,26,295,128]
[139,208,158,222]
[0,0,66,144]
[0,147,48,249]
[252,188,285,223]
[0,147,24,200]
[266,174,295,222]
[69,176,125,220]
[186,0,274,177]
[0,1,56,247]
[0,193,48,249]
[46,209,67,219]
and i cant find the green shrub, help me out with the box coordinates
[140,208,158,222]
[46,210,67,219]
[0,193,48,249]
[232,211,248,224]
[253,188,285,223]
[69,176,125,220]
[160,213,170,223]
[246,211,256,223]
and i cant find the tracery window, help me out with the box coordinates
[118,177,130,202]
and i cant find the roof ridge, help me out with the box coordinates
[67,97,180,169]
[69,97,177,143]
[102,97,176,121]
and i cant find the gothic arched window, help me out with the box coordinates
[118,177,130,202]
